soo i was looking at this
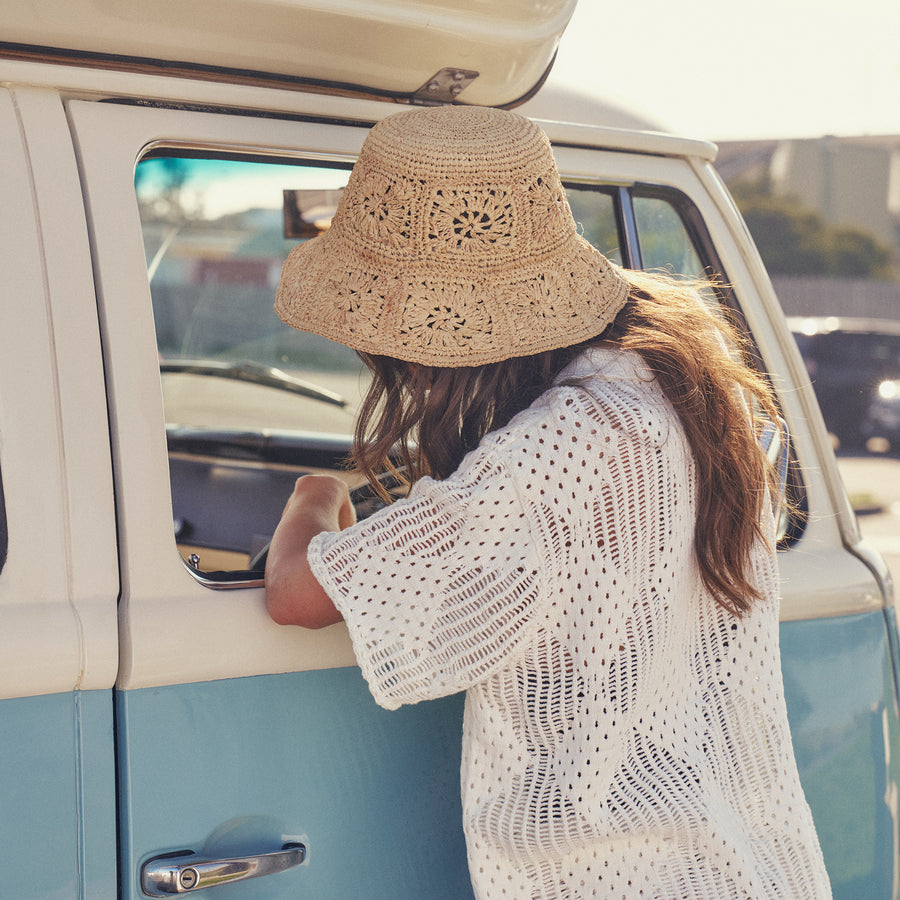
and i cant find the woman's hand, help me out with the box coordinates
[264,474,355,628]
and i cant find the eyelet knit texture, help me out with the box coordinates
[275,106,630,366]
[307,349,831,899]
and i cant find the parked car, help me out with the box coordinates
[0,2,896,898]
[863,377,900,450]
[789,315,900,450]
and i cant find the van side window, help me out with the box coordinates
[136,159,799,586]
[564,181,803,544]
[564,183,717,286]
[632,194,706,277]
[565,188,621,263]
[136,153,363,581]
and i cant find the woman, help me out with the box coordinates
[266,105,831,898]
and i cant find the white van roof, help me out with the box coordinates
[0,0,576,108]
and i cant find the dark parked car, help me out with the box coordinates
[789,315,900,449]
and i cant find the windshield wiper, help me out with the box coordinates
[160,358,349,408]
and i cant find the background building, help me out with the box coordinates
[716,135,900,319]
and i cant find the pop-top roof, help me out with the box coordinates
[0,0,577,107]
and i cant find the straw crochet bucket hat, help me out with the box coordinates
[276,105,630,366]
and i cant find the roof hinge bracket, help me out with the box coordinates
[412,67,479,105]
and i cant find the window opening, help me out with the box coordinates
[136,152,366,583]
[632,194,706,278]
[136,158,803,585]
[563,185,623,266]
[619,183,803,546]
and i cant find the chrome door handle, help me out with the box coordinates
[141,843,306,896]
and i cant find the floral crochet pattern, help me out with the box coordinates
[428,187,515,258]
[399,281,495,356]
[340,168,413,254]
[528,174,572,244]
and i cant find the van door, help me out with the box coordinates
[69,98,473,900]
[0,86,119,898]
[66,91,899,898]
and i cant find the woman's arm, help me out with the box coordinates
[264,474,356,628]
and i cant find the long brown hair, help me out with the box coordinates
[353,272,782,616]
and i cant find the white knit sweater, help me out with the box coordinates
[308,348,832,899]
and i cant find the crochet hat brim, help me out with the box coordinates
[276,229,630,367]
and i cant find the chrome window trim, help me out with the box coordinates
[180,556,266,591]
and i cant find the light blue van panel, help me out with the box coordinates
[0,689,117,899]
[113,612,900,898]
[781,611,900,898]
[116,667,473,900]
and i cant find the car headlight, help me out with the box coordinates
[878,379,900,400]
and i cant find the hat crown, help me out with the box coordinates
[332,105,577,268]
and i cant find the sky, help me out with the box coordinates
[547,0,900,142]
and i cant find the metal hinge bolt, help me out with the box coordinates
[413,67,479,105]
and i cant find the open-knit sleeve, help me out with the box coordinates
[306,443,547,710]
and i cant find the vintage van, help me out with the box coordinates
[0,1,896,897]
